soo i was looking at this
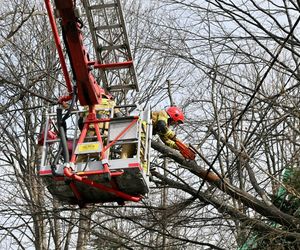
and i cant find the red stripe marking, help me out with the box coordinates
[39,170,52,175]
[128,162,140,167]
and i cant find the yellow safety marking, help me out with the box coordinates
[142,162,148,172]
[77,143,100,153]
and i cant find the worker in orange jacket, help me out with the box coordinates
[152,106,195,160]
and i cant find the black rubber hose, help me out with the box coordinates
[50,147,64,177]
[57,107,69,163]
[52,85,76,174]
[51,96,75,176]
[62,85,77,122]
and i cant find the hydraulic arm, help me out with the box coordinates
[46,0,104,105]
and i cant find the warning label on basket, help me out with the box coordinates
[75,142,101,154]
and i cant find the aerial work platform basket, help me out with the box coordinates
[39,105,152,206]
[41,0,150,206]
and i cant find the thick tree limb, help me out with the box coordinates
[151,140,300,229]
[151,170,300,242]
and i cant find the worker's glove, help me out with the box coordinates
[175,140,196,160]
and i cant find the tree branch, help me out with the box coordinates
[151,140,300,229]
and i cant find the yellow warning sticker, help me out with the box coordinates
[77,143,100,153]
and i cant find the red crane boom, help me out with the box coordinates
[46,0,103,105]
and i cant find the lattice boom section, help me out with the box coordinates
[80,0,139,92]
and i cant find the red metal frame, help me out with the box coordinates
[70,113,138,163]
[77,170,124,177]
[44,0,73,101]
[69,182,83,201]
[64,167,141,202]
[69,106,111,177]
[94,61,133,69]
[103,117,138,153]
[65,110,140,203]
